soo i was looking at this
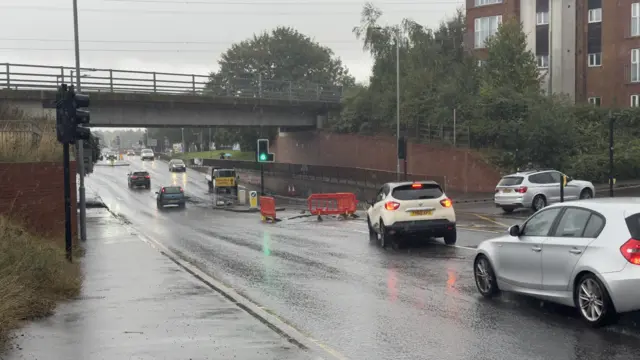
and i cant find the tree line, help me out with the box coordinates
[149,3,640,182]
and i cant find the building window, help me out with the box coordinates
[631,95,640,107]
[536,12,549,25]
[475,15,502,49]
[588,53,602,67]
[537,55,549,68]
[632,3,640,37]
[632,49,640,82]
[588,97,601,107]
[475,0,502,6]
[588,8,602,23]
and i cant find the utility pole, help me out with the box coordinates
[453,108,457,147]
[72,0,87,242]
[396,28,401,181]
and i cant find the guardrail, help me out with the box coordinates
[190,158,447,190]
[0,63,343,103]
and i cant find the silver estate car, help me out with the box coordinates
[474,198,640,327]
[494,169,595,213]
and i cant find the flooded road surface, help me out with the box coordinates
[86,157,640,360]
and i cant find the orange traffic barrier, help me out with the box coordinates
[307,193,358,218]
[260,196,276,221]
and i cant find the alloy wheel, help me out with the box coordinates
[578,278,605,322]
[475,257,493,294]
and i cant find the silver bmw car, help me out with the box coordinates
[474,198,640,327]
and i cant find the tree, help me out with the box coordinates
[213,26,354,87]
[206,26,355,149]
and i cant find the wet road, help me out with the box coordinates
[87,156,640,360]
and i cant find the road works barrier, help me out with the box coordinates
[260,196,277,222]
[307,192,358,221]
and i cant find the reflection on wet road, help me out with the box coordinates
[87,156,640,360]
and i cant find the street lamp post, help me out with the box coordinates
[395,28,400,181]
[72,0,87,242]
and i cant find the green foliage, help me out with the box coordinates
[204,26,354,148]
[337,3,640,183]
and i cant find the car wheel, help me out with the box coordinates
[501,207,514,213]
[532,195,546,212]
[443,230,457,245]
[379,220,391,249]
[579,189,593,200]
[156,201,162,209]
[145,184,150,189]
[474,255,500,297]
[367,217,377,243]
[574,273,617,327]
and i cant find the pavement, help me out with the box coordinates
[5,207,318,360]
[49,154,640,360]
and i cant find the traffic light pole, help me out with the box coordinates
[260,163,265,196]
[63,142,73,262]
[73,0,87,241]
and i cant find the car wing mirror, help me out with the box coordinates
[155,191,159,194]
[508,225,521,237]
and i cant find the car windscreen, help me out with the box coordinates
[163,186,182,194]
[215,170,235,177]
[497,176,524,186]
[392,184,443,200]
[171,160,184,165]
[132,171,148,176]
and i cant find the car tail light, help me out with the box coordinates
[131,176,137,179]
[411,183,422,189]
[515,186,528,193]
[440,198,452,208]
[620,239,640,265]
[145,176,150,179]
[161,188,165,193]
[180,187,184,192]
[385,201,400,210]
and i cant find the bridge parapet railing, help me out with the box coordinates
[0,63,343,103]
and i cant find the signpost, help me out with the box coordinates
[249,191,258,209]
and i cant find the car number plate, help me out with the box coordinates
[168,200,179,203]
[410,210,433,216]
[502,189,512,193]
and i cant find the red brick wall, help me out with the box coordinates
[0,162,77,238]
[273,131,501,192]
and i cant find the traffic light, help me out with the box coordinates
[55,85,72,144]
[256,139,274,162]
[55,85,91,144]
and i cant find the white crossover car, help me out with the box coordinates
[366,181,456,248]
[474,198,640,327]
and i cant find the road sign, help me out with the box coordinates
[249,191,258,209]
[148,138,157,147]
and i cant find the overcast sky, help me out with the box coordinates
[1,0,462,81]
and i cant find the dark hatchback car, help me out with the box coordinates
[156,186,186,209]
[128,171,150,189]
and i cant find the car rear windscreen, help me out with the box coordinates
[163,187,182,194]
[497,176,524,186]
[216,170,235,177]
[392,184,443,200]
[133,171,148,176]
[625,213,640,239]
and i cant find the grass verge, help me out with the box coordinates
[173,150,255,161]
[0,216,82,347]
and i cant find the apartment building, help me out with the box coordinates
[466,0,640,108]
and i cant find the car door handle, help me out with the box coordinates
[531,246,542,252]
[569,248,582,254]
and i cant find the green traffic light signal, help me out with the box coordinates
[259,153,267,161]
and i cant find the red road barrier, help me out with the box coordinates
[307,192,358,216]
[260,196,276,220]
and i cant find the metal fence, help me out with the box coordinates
[0,63,343,103]
[415,122,471,148]
[191,158,447,190]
